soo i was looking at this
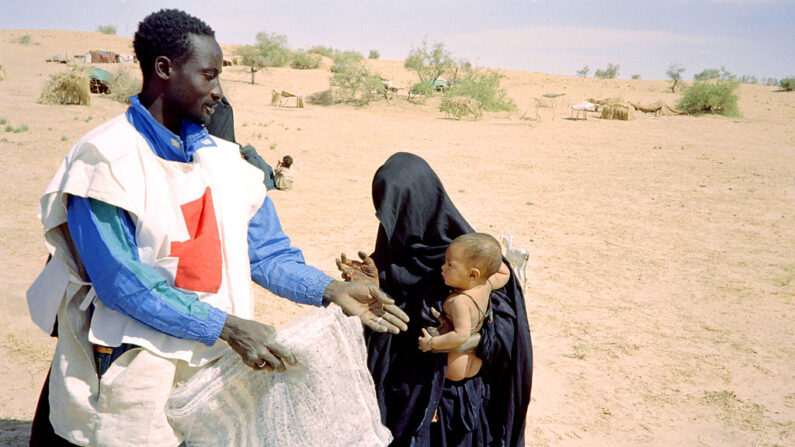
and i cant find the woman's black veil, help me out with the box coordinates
[367,152,532,447]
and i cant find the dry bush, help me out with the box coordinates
[600,103,634,120]
[108,67,141,104]
[40,68,90,105]
[0,65,7,81]
[440,96,483,120]
[307,90,335,106]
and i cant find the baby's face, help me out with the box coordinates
[441,243,471,288]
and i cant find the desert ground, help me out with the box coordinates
[0,30,793,446]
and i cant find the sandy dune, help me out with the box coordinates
[0,30,793,446]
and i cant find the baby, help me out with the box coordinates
[274,155,294,190]
[418,233,509,381]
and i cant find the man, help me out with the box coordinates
[27,9,407,447]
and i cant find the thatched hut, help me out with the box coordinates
[600,103,634,120]
[40,68,90,105]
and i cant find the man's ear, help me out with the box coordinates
[470,268,481,280]
[153,55,173,81]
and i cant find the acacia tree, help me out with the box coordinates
[237,45,268,84]
[254,32,290,67]
[237,31,292,84]
[595,63,620,79]
[576,65,589,78]
[404,39,455,83]
[666,64,685,93]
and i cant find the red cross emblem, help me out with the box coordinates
[169,187,223,293]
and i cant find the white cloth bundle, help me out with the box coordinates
[166,307,392,447]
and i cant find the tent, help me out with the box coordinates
[87,67,113,94]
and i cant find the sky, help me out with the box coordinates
[1,0,793,80]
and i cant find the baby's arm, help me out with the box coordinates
[487,262,511,291]
[418,295,471,352]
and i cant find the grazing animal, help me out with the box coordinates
[501,234,529,290]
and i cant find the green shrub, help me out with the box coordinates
[97,25,116,35]
[308,45,335,58]
[631,74,641,80]
[444,71,516,112]
[290,52,321,70]
[108,67,141,104]
[576,65,589,78]
[676,80,740,116]
[404,39,455,83]
[13,34,32,44]
[330,50,364,73]
[368,49,380,59]
[594,63,620,79]
[330,61,384,105]
[694,68,720,81]
[779,77,794,91]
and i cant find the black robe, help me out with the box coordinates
[367,152,533,447]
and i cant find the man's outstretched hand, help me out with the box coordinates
[323,280,409,334]
[220,314,296,371]
[336,251,379,286]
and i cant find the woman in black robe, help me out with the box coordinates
[343,152,532,446]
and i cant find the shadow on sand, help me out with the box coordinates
[0,419,31,447]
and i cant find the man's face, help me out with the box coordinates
[166,34,223,125]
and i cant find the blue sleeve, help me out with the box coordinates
[248,196,334,306]
[67,196,227,346]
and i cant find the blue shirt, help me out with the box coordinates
[66,96,333,346]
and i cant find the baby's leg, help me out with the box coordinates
[445,353,469,381]
[445,352,482,382]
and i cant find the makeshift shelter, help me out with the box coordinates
[600,103,635,120]
[87,67,113,94]
[89,51,119,63]
[631,101,682,116]
[46,54,68,64]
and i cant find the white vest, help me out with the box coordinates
[30,113,267,364]
[28,115,268,445]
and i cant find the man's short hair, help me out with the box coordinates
[451,233,502,277]
[133,9,215,81]
[282,155,293,168]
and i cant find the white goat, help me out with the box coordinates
[500,234,529,290]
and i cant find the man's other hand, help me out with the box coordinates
[323,280,409,334]
[220,314,296,371]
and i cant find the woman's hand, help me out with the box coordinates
[336,251,379,287]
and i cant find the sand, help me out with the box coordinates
[0,29,793,446]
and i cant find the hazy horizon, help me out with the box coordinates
[1,0,793,81]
